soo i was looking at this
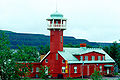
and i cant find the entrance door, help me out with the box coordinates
[107,68,109,74]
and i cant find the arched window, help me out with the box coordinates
[36,67,39,72]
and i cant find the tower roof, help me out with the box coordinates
[50,11,63,18]
[47,11,67,20]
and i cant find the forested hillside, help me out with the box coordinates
[0,30,113,49]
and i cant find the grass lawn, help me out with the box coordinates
[25,79,88,80]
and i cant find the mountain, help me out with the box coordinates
[0,30,113,49]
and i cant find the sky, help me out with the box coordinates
[0,0,120,43]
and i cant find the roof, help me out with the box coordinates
[46,11,67,20]
[40,47,115,64]
[50,11,63,18]
[58,47,115,64]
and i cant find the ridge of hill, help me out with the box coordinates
[0,30,112,49]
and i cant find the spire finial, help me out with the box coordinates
[56,0,58,12]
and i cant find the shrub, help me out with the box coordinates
[91,69,102,80]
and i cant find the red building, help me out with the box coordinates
[40,11,115,78]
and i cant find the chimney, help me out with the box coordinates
[80,43,86,49]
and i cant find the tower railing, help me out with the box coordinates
[48,24,66,27]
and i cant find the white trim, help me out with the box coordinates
[68,60,115,64]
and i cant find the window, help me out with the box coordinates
[45,59,48,63]
[31,68,33,73]
[91,56,95,61]
[80,56,83,61]
[36,67,39,72]
[61,36,62,42]
[56,53,58,60]
[45,67,48,75]
[74,67,77,73]
[98,56,101,60]
[62,67,65,73]
[85,56,88,61]
[62,60,65,63]
[102,56,104,60]
[99,66,102,72]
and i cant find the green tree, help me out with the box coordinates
[39,45,50,55]
[14,45,40,62]
[0,32,32,80]
[103,41,120,68]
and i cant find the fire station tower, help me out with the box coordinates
[46,11,67,53]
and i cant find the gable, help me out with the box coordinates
[80,51,105,56]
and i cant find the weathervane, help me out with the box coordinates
[56,0,58,12]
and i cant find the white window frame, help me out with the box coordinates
[98,56,101,60]
[56,53,58,60]
[91,56,95,61]
[62,67,65,73]
[99,66,102,72]
[80,56,83,61]
[74,66,77,73]
[36,67,39,72]
[85,56,88,61]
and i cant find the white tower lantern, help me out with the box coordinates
[46,11,67,30]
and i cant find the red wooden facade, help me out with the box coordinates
[41,51,114,78]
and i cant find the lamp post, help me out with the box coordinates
[82,61,84,79]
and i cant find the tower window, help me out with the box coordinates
[56,21,58,24]
[61,36,62,42]
[56,53,58,60]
